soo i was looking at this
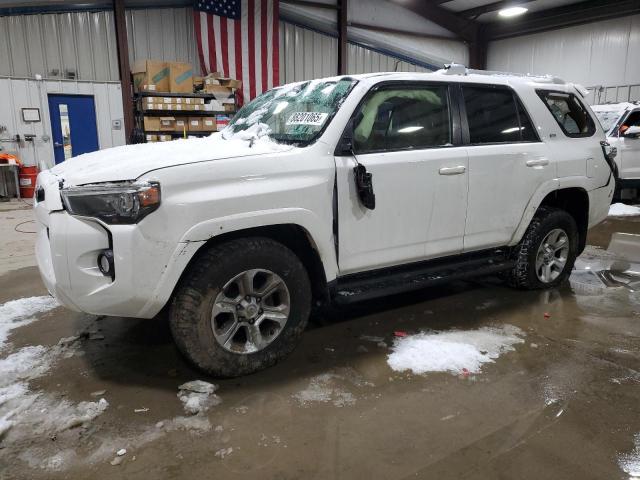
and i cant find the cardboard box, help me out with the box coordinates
[188,117,203,132]
[205,100,224,111]
[202,117,217,132]
[158,134,173,142]
[145,134,158,142]
[192,104,202,111]
[143,116,161,131]
[132,60,169,93]
[204,85,233,99]
[223,104,235,113]
[169,62,194,94]
[174,119,188,133]
[219,78,242,89]
[159,116,176,131]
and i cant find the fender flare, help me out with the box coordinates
[509,178,561,246]
[179,207,338,281]
[137,208,338,318]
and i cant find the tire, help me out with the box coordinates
[507,207,578,290]
[169,237,311,377]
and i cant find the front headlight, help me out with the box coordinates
[60,181,161,224]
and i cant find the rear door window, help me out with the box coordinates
[353,85,451,153]
[537,90,595,137]
[462,86,537,144]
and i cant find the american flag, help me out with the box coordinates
[193,0,280,106]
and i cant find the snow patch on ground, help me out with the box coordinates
[609,203,640,217]
[293,368,374,408]
[0,296,59,350]
[177,380,221,415]
[387,325,525,375]
[0,318,106,447]
[293,373,355,407]
[619,432,640,478]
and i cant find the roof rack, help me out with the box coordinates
[439,63,567,85]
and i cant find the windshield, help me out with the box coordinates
[222,78,357,145]
[594,110,622,133]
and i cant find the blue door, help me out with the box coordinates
[48,94,99,164]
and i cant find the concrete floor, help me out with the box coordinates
[1,204,639,480]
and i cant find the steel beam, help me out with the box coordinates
[388,0,478,42]
[113,0,134,143]
[338,0,348,74]
[280,0,339,10]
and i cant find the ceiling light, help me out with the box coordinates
[498,6,528,17]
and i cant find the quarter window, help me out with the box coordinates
[537,90,595,137]
[352,85,451,153]
[463,86,536,144]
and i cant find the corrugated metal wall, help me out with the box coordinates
[0,78,125,168]
[0,7,430,83]
[487,14,640,92]
[125,8,199,70]
[279,22,430,84]
[0,11,120,81]
[0,7,199,82]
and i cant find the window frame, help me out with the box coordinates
[340,81,461,156]
[457,83,541,146]
[536,89,596,139]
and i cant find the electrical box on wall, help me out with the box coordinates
[21,108,41,123]
[112,119,122,130]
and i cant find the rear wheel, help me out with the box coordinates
[508,207,578,289]
[169,237,311,377]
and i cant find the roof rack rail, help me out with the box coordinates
[439,63,567,85]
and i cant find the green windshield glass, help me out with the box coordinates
[223,78,357,144]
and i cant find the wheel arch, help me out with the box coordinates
[176,223,331,308]
[512,184,590,255]
[538,188,589,254]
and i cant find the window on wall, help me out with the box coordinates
[537,90,595,137]
[352,85,451,153]
[463,86,538,144]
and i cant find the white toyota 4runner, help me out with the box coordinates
[35,67,615,377]
[592,102,640,198]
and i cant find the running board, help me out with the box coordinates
[330,249,514,304]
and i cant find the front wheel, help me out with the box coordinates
[507,207,578,290]
[169,237,311,377]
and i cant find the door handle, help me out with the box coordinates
[526,159,549,167]
[53,142,63,147]
[439,166,466,175]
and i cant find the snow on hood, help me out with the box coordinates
[50,125,294,186]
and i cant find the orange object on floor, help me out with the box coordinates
[0,153,22,166]
[19,165,38,198]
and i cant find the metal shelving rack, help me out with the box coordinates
[132,91,237,143]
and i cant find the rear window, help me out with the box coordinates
[537,90,595,137]
[462,86,538,144]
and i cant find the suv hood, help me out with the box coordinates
[50,130,294,186]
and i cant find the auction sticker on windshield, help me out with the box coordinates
[286,112,328,126]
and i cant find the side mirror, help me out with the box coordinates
[336,118,354,156]
[622,125,640,138]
